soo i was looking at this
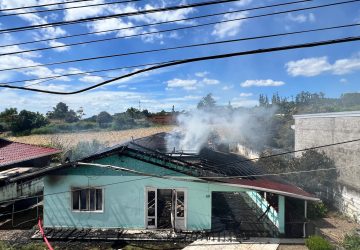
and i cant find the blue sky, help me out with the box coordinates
[0,0,359,116]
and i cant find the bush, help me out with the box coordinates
[343,232,360,250]
[305,236,333,250]
[308,202,328,219]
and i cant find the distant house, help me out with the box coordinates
[22,133,317,238]
[0,138,61,203]
[293,111,360,222]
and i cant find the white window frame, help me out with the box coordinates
[71,187,104,213]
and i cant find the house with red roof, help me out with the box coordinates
[0,138,61,203]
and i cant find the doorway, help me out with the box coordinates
[145,188,186,230]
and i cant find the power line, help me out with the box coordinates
[1,35,360,94]
[0,0,242,34]
[4,22,359,87]
[2,22,359,86]
[0,0,97,12]
[1,62,162,86]
[2,22,359,58]
[0,0,313,48]
[2,0,359,36]
[1,21,360,72]
[0,160,358,206]
[0,0,141,18]
[1,137,359,206]
[213,138,360,167]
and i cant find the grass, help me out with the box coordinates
[6,126,175,149]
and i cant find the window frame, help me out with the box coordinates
[71,187,104,213]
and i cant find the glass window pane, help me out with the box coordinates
[80,189,88,210]
[147,190,155,216]
[96,189,102,211]
[176,191,184,217]
[90,189,96,211]
[72,190,80,210]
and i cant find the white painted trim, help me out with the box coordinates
[293,111,360,119]
[70,186,104,213]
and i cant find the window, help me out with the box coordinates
[72,187,103,212]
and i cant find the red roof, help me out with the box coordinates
[0,139,61,167]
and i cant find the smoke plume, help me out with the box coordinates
[166,107,277,153]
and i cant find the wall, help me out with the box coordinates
[294,114,360,221]
[43,155,250,230]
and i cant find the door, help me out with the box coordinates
[145,188,187,230]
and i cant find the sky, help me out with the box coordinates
[0,0,359,116]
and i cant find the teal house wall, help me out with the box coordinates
[43,154,285,232]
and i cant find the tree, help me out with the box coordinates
[0,108,18,131]
[96,111,113,127]
[48,102,69,119]
[197,93,216,110]
[47,102,79,122]
[10,110,48,135]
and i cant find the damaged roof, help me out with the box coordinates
[128,133,317,200]
[13,133,317,201]
[0,138,62,167]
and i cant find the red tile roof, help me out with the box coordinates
[0,139,61,167]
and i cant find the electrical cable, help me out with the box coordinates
[0,0,243,34]
[0,0,313,48]
[1,36,360,94]
[0,0,99,12]
[3,21,358,57]
[0,0,141,18]
[213,138,360,167]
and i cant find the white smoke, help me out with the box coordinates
[166,106,277,153]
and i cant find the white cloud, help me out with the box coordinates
[286,55,360,77]
[234,0,253,6]
[167,78,197,90]
[212,12,248,38]
[222,85,234,90]
[202,78,219,85]
[63,0,110,21]
[340,78,347,83]
[128,4,195,24]
[287,13,316,23]
[241,79,285,87]
[79,75,105,83]
[195,71,209,77]
[239,92,253,97]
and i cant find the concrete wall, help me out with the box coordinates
[294,113,360,221]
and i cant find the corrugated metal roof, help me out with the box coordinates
[0,138,61,167]
[129,133,317,201]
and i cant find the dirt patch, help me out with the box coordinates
[313,212,360,245]
[277,245,308,250]
[6,126,175,148]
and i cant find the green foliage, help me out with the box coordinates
[47,102,79,122]
[308,202,328,219]
[197,93,216,110]
[0,241,13,250]
[112,113,136,130]
[305,236,333,250]
[259,150,337,197]
[343,232,360,250]
[10,110,49,135]
[96,111,113,127]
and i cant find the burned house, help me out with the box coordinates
[0,138,61,203]
[22,133,318,238]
